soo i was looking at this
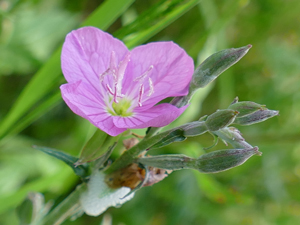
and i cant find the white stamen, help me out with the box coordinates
[99,68,109,81]
[138,84,144,107]
[148,77,154,96]
[134,65,154,82]
[116,53,131,97]
[110,52,117,71]
[113,82,118,103]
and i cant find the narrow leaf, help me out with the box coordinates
[115,0,200,48]
[33,146,88,178]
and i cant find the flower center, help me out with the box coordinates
[107,98,133,117]
[100,51,155,117]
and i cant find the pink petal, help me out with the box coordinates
[122,42,194,109]
[112,103,188,129]
[61,27,129,92]
[60,81,126,136]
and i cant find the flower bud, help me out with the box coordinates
[234,109,279,126]
[189,45,252,91]
[136,147,261,173]
[196,147,262,173]
[182,121,208,137]
[205,109,239,131]
[228,100,266,117]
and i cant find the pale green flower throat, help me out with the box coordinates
[107,98,133,117]
[100,51,154,117]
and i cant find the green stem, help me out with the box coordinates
[105,129,177,174]
[42,184,87,225]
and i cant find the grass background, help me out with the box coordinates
[0,0,300,224]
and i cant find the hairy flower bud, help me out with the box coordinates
[196,147,262,173]
[228,99,266,117]
[136,147,261,173]
[205,109,239,131]
[234,109,279,126]
[182,121,208,137]
[189,45,252,91]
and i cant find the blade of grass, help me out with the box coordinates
[117,0,201,48]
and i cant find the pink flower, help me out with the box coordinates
[60,27,194,136]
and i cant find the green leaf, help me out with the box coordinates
[114,0,200,49]
[33,146,88,178]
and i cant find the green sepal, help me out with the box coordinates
[90,142,117,171]
[77,129,119,165]
[33,146,88,178]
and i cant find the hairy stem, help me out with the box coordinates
[42,184,86,225]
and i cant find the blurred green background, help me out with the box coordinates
[0,0,300,224]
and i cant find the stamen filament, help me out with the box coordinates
[138,84,144,107]
[148,77,154,96]
[113,82,118,103]
[134,65,154,82]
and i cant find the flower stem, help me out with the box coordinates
[42,183,87,225]
[104,130,176,174]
